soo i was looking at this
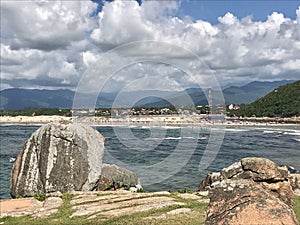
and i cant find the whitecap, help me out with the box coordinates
[165,137,182,140]
[263,130,282,134]
[225,128,249,132]
[284,132,300,136]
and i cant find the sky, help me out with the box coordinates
[1,0,300,92]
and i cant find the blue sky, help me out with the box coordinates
[93,0,300,23]
[178,1,300,23]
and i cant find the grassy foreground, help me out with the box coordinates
[294,195,300,224]
[1,194,299,225]
[0,192,207,225]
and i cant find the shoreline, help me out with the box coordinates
[0,115,299,127]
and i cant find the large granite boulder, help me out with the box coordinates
[10,121,104,198]
[97,164,141,191]
[205,179,298,225]
[201,157,298,225]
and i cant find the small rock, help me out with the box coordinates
[166,208,192,215]
[199,172,222,191]
[289,173,300,193]
[221,161,243,179]
[178,193,201,200]
[197,191,209,196]
[32,208,58,218]
[97,164,141,191]
[43,197,63,209]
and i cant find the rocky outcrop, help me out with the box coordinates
[0,196,63,218]
[199,172,222,191]
[97,164,141,191]
[290,173,300,195]
[201,157,298,225]
[206,179,298,225]
[10,121,105,198]
[1,191,207,221]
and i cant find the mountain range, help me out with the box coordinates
[0,80,295,110]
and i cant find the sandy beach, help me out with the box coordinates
[0,115,299,127]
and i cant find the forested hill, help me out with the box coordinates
[233,80,300,117]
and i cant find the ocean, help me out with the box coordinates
[0,124,299,199]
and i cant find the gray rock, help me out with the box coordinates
[289,173,300,194]
[97,164,140,191]
[10,121,104,198]
[199,172,222,191]
[200,157,291,191]
[221,161,243,179]
[43,197,63,210]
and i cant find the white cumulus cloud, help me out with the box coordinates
[0,0,299,91]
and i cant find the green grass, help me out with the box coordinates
[0,192,208,225]
[294,196,300,224]
[1,193,299,225]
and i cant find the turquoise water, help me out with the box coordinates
[1,124,299,199]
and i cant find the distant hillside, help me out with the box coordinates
[0,80,295,110]
[142,80,295,107]
[0,89,74,110]
[223,80,295,104]
[232,80,300,117]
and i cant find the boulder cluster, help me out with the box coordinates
[9,121,299,224]
[10,121,140,198]
[200,157,299,225]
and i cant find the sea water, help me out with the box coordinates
[0,124,299,199]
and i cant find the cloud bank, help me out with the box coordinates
[1,1,299,91]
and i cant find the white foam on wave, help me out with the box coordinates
[263,130,283,134]
[140,126,150,129]
[162,126,182,129]
[284,132,300,136]
[165,137,182,140]
[211,128,249,132]
[293,138,300,142]
[226,128,249,132]
[0,123,43,127]
[255,127,300,135]
[182,136,196,139]
[148,136,195,140]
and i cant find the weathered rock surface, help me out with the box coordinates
[0,198,43,218]
[0,191,207,221]
[199,172,222,191]
[206,179,298,225]
[290,173,300,195]
[201,157,298,225]
[240,157,288,181]
[97,164,141,191]
[0,196,63,219]
[10,121,105,198]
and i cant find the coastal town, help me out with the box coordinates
[1,111,299,126]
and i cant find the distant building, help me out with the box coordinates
[229,104,240,110]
